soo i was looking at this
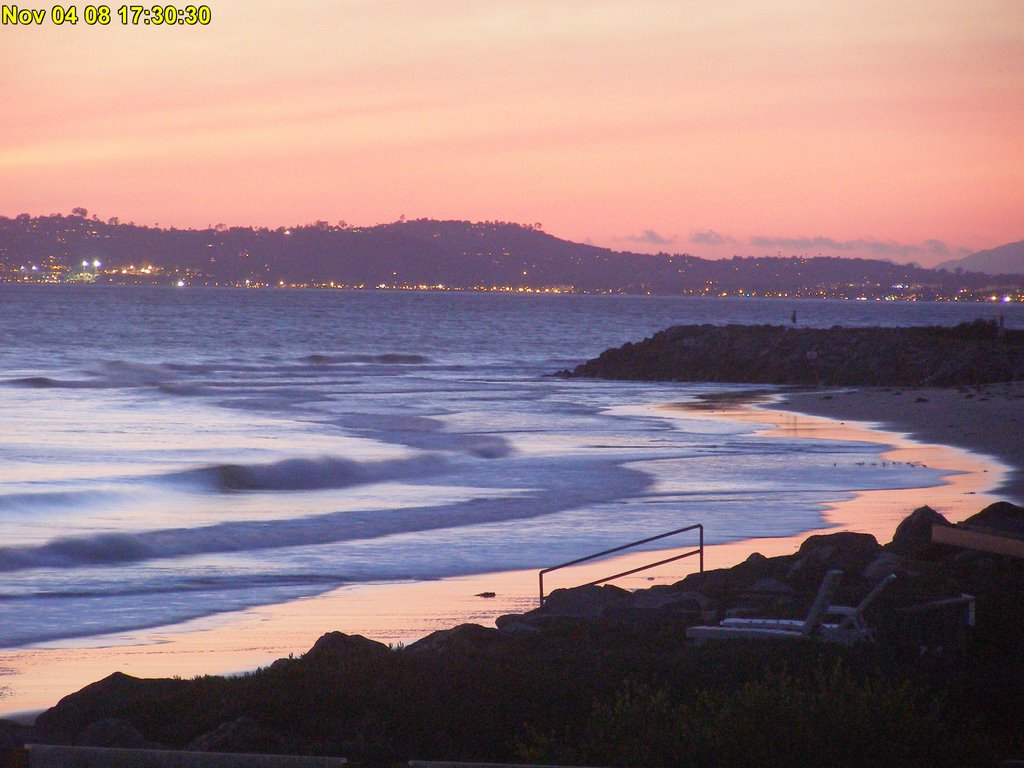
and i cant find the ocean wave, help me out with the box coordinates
[171,454,451,492]
[4,376,97,389]
[0,489,117,513]
[303,353,430,366]
[0,459,651,573]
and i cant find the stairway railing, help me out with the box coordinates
[538,523,703,605]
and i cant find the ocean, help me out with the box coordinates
[1,285,1022,651]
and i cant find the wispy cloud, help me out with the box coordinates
[689,229,739,246]
[620,229,676,246]
[684,230,971,265]
[745,236,950,260]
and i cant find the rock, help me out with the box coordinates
[747,577,795,595]
[534,584,633,619]
[888,506,952,554]
[863,552,901,581]
[0,720,33,750]
[33,672,186,745]
[963,501,1024,536]
[605,589,717,624]
[304,631,390,664]
[0,728,17,754]
[790,532,881,586]
[493,617,543,635]
[405,623,509,655]
[76,718,157,749]
[564,322,1024,387]
[186,716,285,753]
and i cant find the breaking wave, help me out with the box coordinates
[4,376,98,389]
[171,454,452,492]
[303,353,430,366]
[0,460,651,573]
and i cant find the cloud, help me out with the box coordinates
[690,229,739,246]
[621,229,676,246]
[748,236,926,258]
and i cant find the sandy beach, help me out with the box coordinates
[1,384,1020,717]
[776,380,1024,504]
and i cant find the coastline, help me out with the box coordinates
[774,380,1024,504]
[1,384,1019,717]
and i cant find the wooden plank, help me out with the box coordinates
[932,524,1024,559]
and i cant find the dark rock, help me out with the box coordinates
[493,616,543,634]
[405,622,509,655]
[963,501,1024,536]
[304,631,390,664]
[33,671,186,744]
[632,588,715,614]
[0,728,17,754]
[888,505,952,554]
[790,532,881,581]
[747,577,795,595]
[0,719,33,750]
[604,589,716,624]
[534,583,633,619]
[186,716,286,753]
[76,717,158,749]
[798,531,881,559]
[863,552,901,580]
[565,322,1024,386]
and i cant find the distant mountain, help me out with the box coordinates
[937,241,1024,276]
[1,213,1023,299]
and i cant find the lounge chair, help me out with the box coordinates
[720,572,896,645]
[687,569,844,645]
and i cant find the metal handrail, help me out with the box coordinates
[538,523,703,605]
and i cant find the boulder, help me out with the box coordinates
[33,672,186,745]
[186,716,286,753]
[533,583,633,619]
[862,552,901,581]
[962,501,1024,536]
[493,616,543,635]
[303,631,390,664]
[405,622,508,655]
[888,506,952,555]
[789,532,882,587]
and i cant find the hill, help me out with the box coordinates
[936,241,1024,276]
[1,212,1023,299]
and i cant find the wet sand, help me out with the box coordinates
[1,389,1017,717]
[776,380,1024,504]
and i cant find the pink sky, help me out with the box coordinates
[2,0,1022,265]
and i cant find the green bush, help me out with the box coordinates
[520,660,997,768]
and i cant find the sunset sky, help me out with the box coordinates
[2,0,1021,264]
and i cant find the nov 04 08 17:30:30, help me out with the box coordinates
[2,4,212,25]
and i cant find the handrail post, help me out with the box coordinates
[699,523,704,573]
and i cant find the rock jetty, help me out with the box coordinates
[561,319,1024,386]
